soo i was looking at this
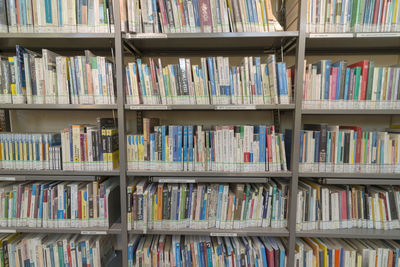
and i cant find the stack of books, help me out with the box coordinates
[296,238,400,267]
[0,132,61,170]
[127,118,289,172]
[297,179,400,231]
[61,118,119,171]
[123,0,283,33]
[128,235,287,266]
[0,178,119,228]
[0,0,115,33]
[0,233,115,267]
[127,178,289,231]
[126,55,293,105]
[299,124,400,173]
[0,46,116,105]
[303,60,400,110]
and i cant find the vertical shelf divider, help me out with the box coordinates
[113,1,129,267]
[287,0,307,265]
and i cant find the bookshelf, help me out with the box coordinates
[0,0,399,266]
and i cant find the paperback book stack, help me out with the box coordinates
[0,132,61,170]
[0,233,115,267]
[0,178,119,229]
[61,118,119,171]
[0,46,116,105]
[299,124,400,173]
[123,0,283,33]
[303,0,400,33]
[297,180,400,231]
[296,238,400,267]
[128,235,287,267]
[303,59,400,110]
[0,0,115,33]
[127,178,289,231]
[126,55,293,105]
[127,117,289,172]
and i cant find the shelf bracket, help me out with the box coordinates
[123,40,142,57]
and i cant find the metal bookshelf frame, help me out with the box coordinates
[1,0,400,265]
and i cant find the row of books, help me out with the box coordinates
[0,133,62,170]
[303,59,400,110]
[126,55,293,105]
[122,0,283,34]
[61,118,119,171]
[0,46,116,105]
[0,0,115,33]
[296,238,400,267]
[305,0,400,33]
[0,179,118,229]
[299,124,400,173]
[297,180,400,231]
[127,118,289,172]
[128,235,287,267]
[127,179,289,231]
[0,233,115,267]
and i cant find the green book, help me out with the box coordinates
[366,61,375,100]
[57,241,65,267]
[354,67,361,100]
[350,0,361,29]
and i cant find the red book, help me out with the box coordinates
[372,0,381,25]
[157,0,168,28]
[67,244,72,267]
[340,126,362,164]
[348,60,369,101]
[27,189,32,218]
[341,191,347,222]
[198,0,212,31]
[202,242,208,267]
[266,246,275,267]
[330,67,338,100]
[334,248,340,267]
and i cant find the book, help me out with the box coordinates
[3,0,115,33]
[123,0,283,33]
[297,0,400,32]
[303,59,400,110]
[127,118,288,172]
[299,124,400,174]
[127,178,289,230]
[0,178,118,229]
[0,46,116,105]
[126,56,293,105]
[128,234,287,266]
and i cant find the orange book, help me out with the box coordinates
[157,184,163,221]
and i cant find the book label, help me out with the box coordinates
[130,105,169,110]
[356,33,400,38]
[215,105,256,110]
[0,177,16,181]
[309,33,353,38]
[158,179,196,183]
[80,231,107,235]
[0,229,17,233]
[210,232,238,237]
[134,33,168,39]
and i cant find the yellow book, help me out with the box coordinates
[312,238,328,267]
[357,253,362,267]
[165,135,169,163]
[379,198,385,229]
[102,128,108,166]
[8,57,16,96]
[82,189,87,220]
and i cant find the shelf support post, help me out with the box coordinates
[287,0,307,265]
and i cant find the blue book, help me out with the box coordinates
[299,130,304,163]
[376,68,383,101]
[332,61,343,100]
[49,244,56,267]
[200,186,206,220]
[150,133,155,162]
[183,126,188,167]
[230,67,235,96]
[173,126,178,162]
[343,68,350,100]
[175,239,182,267]
[198,241,204,267]
[161,126,166,162]
[216,185,223,223]
[324,60,332,100]
[192,0,201,28]
[177,126,183,164]
[259,126,266,164]
[207,58,216,97]
[136,59,146,96]
[45,0,53,23]
[255,57,262,96]
[314,132,320,163]
[206,240,213,267]
[80,242,87,266]
[187,184,193,220]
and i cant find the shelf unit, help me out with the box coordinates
[1,0,399,266]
